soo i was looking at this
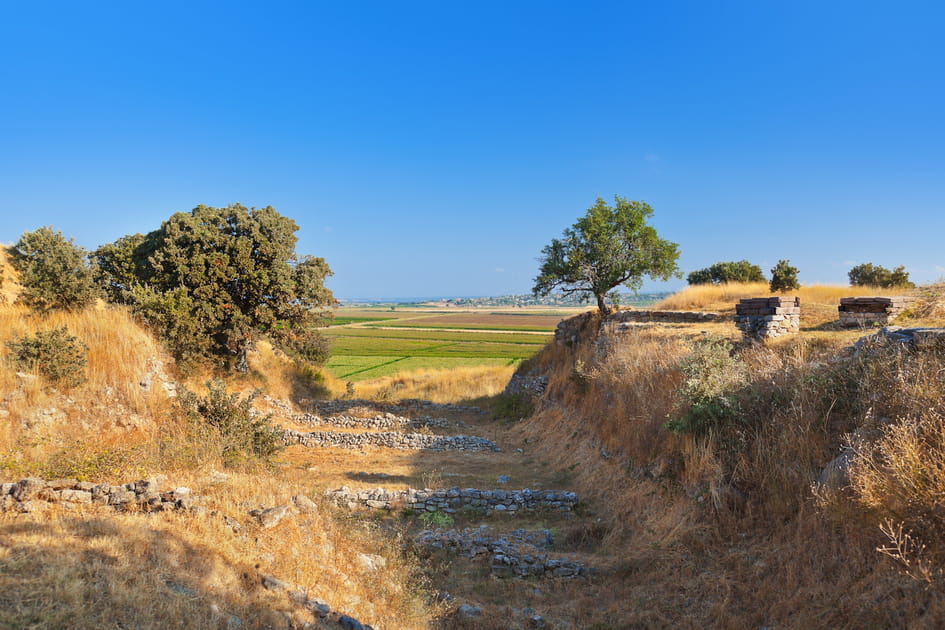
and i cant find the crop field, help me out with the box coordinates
[323,307,570,381]
[363,312,568,332]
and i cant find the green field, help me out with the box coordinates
[324,307,562,381]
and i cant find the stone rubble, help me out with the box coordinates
[292,411,453,431]
[283,429,501,452]
[327,486,578,514]
[503,373,549,397]
[854,326,945,352]
[415,525,593,579]
[0,476,205,514]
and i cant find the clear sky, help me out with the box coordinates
[2,1,943,299]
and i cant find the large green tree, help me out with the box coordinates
[687,260,765,285]
[533,196,681,315]
[11,226,99,311]
[848,263,914,289]
[95,204,334,371]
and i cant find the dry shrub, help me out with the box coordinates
[908,282,945,323]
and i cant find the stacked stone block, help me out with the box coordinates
[838,296,916,328]
[735,297,800,340]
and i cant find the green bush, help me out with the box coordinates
[492,392,535,421]
[418,510,455,528]
[6,327,88,388]
[687,260,765,285]
[11,227,99,311]
[848,263,915,289]
[666,336,747,435]
[179,379,284,466]
[769,259,800,293]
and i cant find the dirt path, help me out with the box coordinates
[269,399,607,629]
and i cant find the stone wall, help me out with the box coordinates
[0,476,206,514]
[416,526,593,579]
[283,429,501,452]
[292,412,453,430]
[735,297,800,340]
[838,296,916,327]
[327,486,579,514]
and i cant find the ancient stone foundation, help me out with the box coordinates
[327,486,579,514]
[838,296,916,328]
[735,297,800,340]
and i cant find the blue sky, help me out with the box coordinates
[1,1,943,298]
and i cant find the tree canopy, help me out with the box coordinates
[848,263,914,289]
[687,260,765,285]
[533,196,680,315]
[94,204,334,371]
[11,226,99,311]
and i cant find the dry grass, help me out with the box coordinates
[351,364,516,404]
[0,472,436,629]
[655,282,912,325]
[507,303,945,627]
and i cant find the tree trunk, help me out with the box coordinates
[596,292,612,316]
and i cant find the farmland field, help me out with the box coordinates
[323,306,579,381]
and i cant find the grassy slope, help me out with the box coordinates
[0,253,437,629]
[505,283,945,628]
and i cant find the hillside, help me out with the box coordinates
[4,248,945,628]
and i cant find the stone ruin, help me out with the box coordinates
[838,296,916,328]
[735,297,800,340]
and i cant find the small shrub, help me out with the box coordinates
[666,336,747,435]
[418,510,455,528]
[11,226,99,311]
[6,327,88,388]
[179,379,284,466]
[769,259,800,293]
[493,392,534,421]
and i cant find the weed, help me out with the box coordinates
[418,510,455,528]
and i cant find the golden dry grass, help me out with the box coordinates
[351,364,516,404]
[0,472,437,629]
[655,281,913,323]
[504,308,945,627]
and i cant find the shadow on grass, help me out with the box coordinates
[0,515,296,630]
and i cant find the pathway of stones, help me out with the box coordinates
[272,396,599,628]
